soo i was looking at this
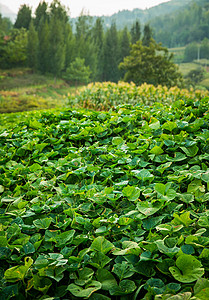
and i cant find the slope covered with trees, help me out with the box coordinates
[0,0,181,88]
[151,0,209,47]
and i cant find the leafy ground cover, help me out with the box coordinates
[1,91,209,299]
[71,81,209,110]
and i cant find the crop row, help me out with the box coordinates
[70,81,209,110]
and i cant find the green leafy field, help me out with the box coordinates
[1,86,209,299]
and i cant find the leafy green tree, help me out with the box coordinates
[103,23,120,82]
[0,14,12,35]
[14,4,32,30]
[63,57,91,86]
[119,39,182,88]
[142,24,153,46]
[27,21,39,70]
[131,21,141,44]
[0,28,28,68]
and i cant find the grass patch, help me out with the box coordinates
[0,68,84,113]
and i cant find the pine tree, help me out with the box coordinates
[64,23,76,70]
[92,18,104,81]
[48,16,65,79]
[14,4,32,30]
[34,1,49,30]
[131,21,141,44]
[142,24,153,46]
[37,19,50,73]
[75,12,97,81]
[27,21,39,70]
[119,27,131,79]
[103,23,120,82]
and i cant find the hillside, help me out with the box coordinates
[151,0,209,47]
[0,3,16,22]
[71,0,193,30]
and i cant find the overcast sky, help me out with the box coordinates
[1,0,170,17]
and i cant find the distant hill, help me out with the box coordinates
[71,0,193,30]
[0,3,16,22]
[151,0,209,47]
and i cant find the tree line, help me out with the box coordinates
[0,0,181,87]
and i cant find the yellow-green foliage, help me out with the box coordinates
[72,81,209,110]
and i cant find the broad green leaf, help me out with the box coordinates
[112,137,124,145]
[112,261,135,280]
[155,292,192,300]
[137,201,162,216]
[33,275,52,293]
[0,185,4,193]
[4,257,33,282]
[55,230,75,247]
[67,281,102,298]
[194,278,209,295]
[75,268,94,286]
[181,145,199,157]
[168,152,187,162]
[112,241,141,256]
[89,294,111,300]
[89,252,112,269]
[155,240,179,257]
[149,118,160,130]
[0,247,11,259]
[132,169,154,182]
[96,269,118,290]
[162,121,177,132]
[150,146,164,155]
[122,185,140,201]
[33,218,52,229]
[171,212,193,227]
[91,236,115,254]
[169,254,204,283]
[109,280,136,296]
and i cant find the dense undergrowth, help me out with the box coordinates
[1,87,209,299]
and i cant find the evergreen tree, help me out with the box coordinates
[63,57,91,87]
[34,1,49,29]
[64,23,76,70]
[103,23,120,82]
[27,21,39,70]
[75,12,97,80]
[14,4,32,30]
[131,21,141,44]
[119,27,131,78]
[48,16,65,79]
[37,19,50,73]
[119,39,182,88]
[142,24,153,46]
[92,18,104,81]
